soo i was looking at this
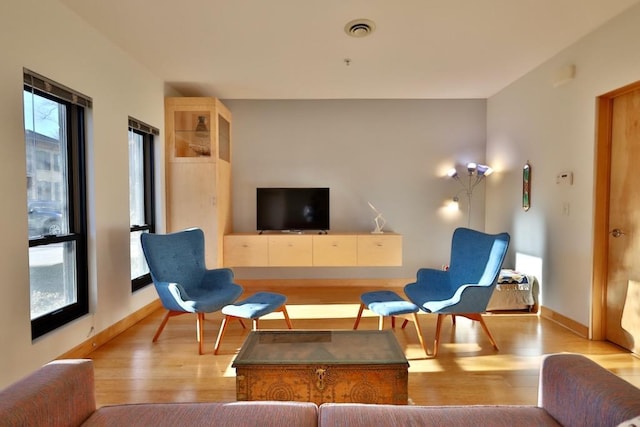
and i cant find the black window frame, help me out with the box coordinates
[25,79,90,340]
[128,117,157,292]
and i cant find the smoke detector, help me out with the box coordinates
[344,19,376,38]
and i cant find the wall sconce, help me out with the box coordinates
[447,162,493,228]
[446,196,460,211]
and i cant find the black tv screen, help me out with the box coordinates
[257,187,330,232]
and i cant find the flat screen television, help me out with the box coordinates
[257,187,330,232]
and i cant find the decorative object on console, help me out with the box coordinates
[447,162,493,228]
[367,202,386,234]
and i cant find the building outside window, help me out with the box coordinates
[24,69,90,339]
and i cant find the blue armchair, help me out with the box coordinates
[141,228,244,354]
[404,227,510,356]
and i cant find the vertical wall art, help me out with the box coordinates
[523,161,531,211]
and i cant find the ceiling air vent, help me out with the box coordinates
[344,19,376,38]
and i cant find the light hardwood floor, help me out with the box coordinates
[86,286,640,408]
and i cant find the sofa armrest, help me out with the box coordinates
[539,353,640,427]
[0,359,96,427]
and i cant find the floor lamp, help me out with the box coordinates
[447,162,493,228]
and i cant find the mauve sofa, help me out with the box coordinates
[0,353,639,426]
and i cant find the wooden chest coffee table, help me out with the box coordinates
[232,330,409,405]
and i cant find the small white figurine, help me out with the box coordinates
[368,202,386,234]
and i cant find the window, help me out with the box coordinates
[24,69,90,339]
[128,117,157,292]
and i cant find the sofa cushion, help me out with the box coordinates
[539,354,640,427]
[0,359,96,427]
[318,403,561,427]
[83,401,318,427]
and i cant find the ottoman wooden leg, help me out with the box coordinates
[279,305,293,329]
[353,303,366,329]
[216,292,290,355]
[214,316,230,355]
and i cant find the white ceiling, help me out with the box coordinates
[58,0,639,99]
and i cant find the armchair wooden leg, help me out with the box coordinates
[153,310,184,343]
[468,313,499,351]
[431,313,499,356]
[152,311,172,342]
[433,314,445,357]
[353,303,365,329]
[378,315,384,330]
[197,312,205,355]
[154,311,208,355]
[412,312,429,356]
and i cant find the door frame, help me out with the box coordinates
[592,80,640,341]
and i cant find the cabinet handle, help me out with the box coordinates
[315,368,326,391]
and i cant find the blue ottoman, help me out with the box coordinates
[214,292,292,354]
[353,290,428,356]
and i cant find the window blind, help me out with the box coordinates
[23,68,92,108]
[128,116,160,136]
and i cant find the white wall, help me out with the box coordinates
[486,3,640,326]
[0,0,166,386]
[224,99,489,280]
